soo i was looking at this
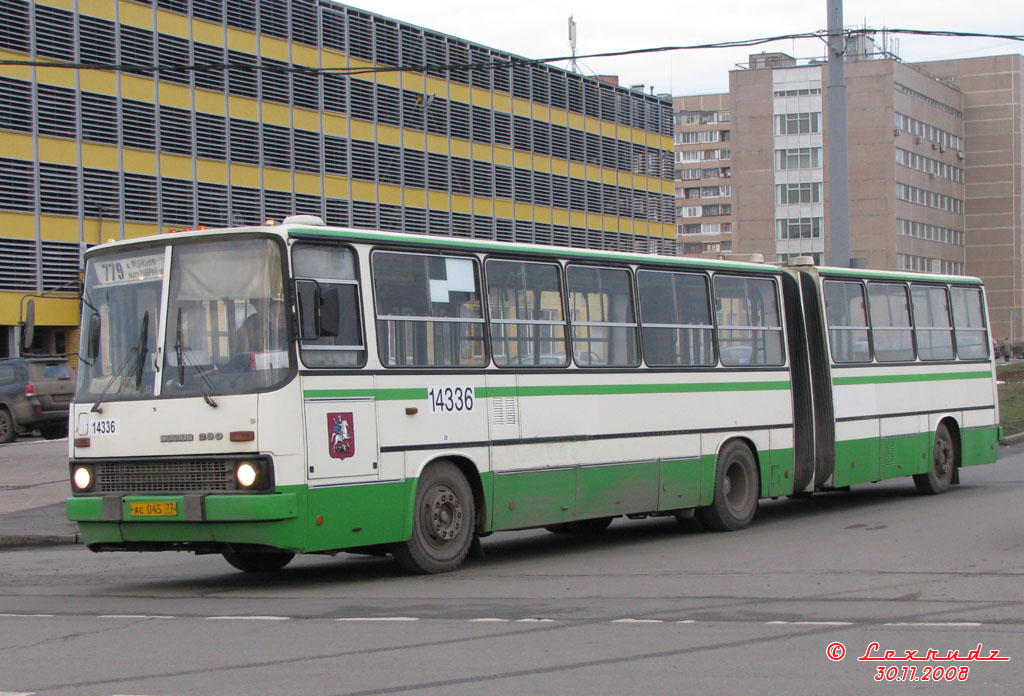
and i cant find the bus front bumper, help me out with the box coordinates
[67,492,298,523]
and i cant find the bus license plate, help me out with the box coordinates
[129,501,178,517]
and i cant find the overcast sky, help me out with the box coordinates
[348,0,1024,96]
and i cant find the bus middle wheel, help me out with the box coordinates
[699,441,759,531]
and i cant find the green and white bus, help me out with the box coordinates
[65,218,1001,573]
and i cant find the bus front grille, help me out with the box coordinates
[93,459,235,494]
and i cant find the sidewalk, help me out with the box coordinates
[0,436,80,547]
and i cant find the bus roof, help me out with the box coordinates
[811,265,983,286]
[85,223,984,286]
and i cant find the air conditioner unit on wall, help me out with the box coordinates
[957,151,965,159]
[915,136,922,144]
[893,128,901,136]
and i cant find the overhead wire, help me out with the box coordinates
[0,28,1020,77]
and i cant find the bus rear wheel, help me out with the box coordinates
[914,423,956,495]
[699,441,759,531]
[222,549,295,573]
[392,461,474,574]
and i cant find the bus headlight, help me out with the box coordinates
[236,462,259,488]
[73,466,93,492]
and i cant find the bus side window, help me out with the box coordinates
[824,280,871,363]
[712,275,784,366]
[911,285,954,361]
[485,259,567,367]
[566,265,639,367]
[293,244,365,368]
[637,269,715,367]
[372,251,486,367]
[867,283,914,362]
[951,286,989,359]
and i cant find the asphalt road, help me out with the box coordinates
[1,445,1023,695]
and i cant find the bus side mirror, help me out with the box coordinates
[295,280,340,339]
[318,286,341,338]
[86,313,101,361]
[19,299,34,352]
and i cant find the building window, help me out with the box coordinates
[775,147,821,170]
[775,112,820,135]
[776,217,822,239]
[776,182,822,204]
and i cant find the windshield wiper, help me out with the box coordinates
[174,307,218,408]
[91,311,150,414]
[135,311,149,390]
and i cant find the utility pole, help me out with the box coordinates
[827,0,851,267]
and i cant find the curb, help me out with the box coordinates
[1000,431,1024,446]
[0,532,81,548]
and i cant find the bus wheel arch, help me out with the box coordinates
[699,438,761,531]
[914,419,959,495]
[394,458,477,574]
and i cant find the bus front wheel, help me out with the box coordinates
[393,461,475,574]
[914,423,956,495]
[222,550,295,573]
[699,441,759,531]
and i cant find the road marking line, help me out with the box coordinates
[336,617,419,622]
[0,691,36,695]
[469,618,510,622]
[612,618,663,624]
[884,622,983,627]
[205,616,291,621]
[515,618,554,623]
[677,620,696,624]
[100,614,173,619]
[766,621,853,626]
[0,614,53,618]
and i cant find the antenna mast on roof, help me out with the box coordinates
[568,16,580,73]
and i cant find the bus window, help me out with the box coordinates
[713,275,784,366]
[868,283,914,362]
[951,286,989,359]
[372,251,486,367]
[637,270,714,367]
[824,280,871,363]
[566,265,639,367]
[293,244,365,368]
[911,285,954,361]
[485,259,567,367]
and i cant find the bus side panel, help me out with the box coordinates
[960,426,1000,467]
[657,458,702,510]
[767,427,795,497]
[303,480,414,552]
[879,416,929,480]
[576,461,659,519]
[492,468,575,530]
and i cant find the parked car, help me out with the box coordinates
[0,356,76,443]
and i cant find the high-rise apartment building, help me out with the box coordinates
[0,0,675,359]
[672,93,733,256]
[676,47,1024,341]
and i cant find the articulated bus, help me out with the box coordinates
[66,218,1000,573]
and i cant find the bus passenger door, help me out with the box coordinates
[302,380,380,480]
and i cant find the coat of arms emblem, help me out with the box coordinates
[327,412,355,459]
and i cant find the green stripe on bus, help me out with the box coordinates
[304,380,790,401]
[832,370,992,386]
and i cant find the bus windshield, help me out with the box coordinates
[77,237,291,402]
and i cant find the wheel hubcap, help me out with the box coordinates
[724,461,749,511]
[424,484,463,546]
[935,438,953,477]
